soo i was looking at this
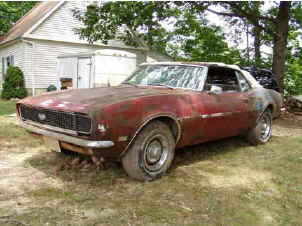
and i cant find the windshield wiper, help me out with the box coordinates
[149,83,174,90]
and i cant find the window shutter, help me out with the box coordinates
[1,57,5,80]
[10,55,14,66]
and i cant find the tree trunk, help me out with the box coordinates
[246,22,250,64]
[272,1,291,93]
[253,26,261,66]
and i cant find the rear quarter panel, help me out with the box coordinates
[248,88,282,123]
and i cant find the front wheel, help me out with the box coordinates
[246,109,272,145]
[122,121,175,181]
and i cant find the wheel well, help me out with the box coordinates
[120,116,181,158]
[266,104,274,113]
[152,116,180,142]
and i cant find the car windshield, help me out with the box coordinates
[123,65,207,91]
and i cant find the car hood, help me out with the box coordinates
[18,86,170,113]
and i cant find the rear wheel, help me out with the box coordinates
[247,109,272,145]
[122,121,175,181]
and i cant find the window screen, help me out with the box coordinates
[2,55,15,80]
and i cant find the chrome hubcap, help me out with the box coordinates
[146,140,162,164]
[260,113,271,141]
[143,135,169,172]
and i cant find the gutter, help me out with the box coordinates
[0,38,21,49]
[23,34,149,51]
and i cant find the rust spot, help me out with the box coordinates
[60,142,92,156]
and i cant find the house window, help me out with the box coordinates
[1,55,14,80]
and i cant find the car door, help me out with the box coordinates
[193,67,251,142]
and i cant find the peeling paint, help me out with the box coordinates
[17,74,282,158]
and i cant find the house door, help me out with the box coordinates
[77,58,91,88]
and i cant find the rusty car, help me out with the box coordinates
[17,62,282,181]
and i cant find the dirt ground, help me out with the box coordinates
[0,113,302,226]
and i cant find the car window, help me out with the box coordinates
[205,67,240,93]
[124,65,207,91]
[236,71,251,92]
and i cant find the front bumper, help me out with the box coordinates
[18,121,114,149]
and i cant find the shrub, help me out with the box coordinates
[46,84,57,92]
[1,66,28,100]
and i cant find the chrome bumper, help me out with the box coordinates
[18,121,114,149]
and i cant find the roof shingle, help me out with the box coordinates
[0,1,59,45]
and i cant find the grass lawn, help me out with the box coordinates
[0,98,17,116]
[0,99,301,225]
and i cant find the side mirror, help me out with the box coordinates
[209,85,222,94]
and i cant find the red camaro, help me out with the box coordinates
[17,62,282,181]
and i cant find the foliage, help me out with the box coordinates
[1,66,27,100]
[284,59,302,97]
[212,2,269,66]
[46,85,57,92]
[178,24,242,63]
[0,1,36,35]
[73,1,179,54]
[199,2,292,92]
[73,1,243,64]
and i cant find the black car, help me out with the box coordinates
[242,67,280,92]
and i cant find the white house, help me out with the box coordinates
[0,1,170,95]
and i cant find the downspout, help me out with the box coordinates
[23,39,36,96]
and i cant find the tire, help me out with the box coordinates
[246,109,272,145]
[122,120,175,181]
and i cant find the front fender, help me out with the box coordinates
[119,112,181,157]
[99,94,186,157]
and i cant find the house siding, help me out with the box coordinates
[32,40,99,89]
[31,39,146,89]
[31,1,88,43]
[0,41,26,87]
[23,41,33,89]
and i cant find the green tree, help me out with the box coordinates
[73,1,179,53]
[216,2,265,66]
[168,11,242,64]
[0,1,36,35]
[284,59,302,97]
[73,1,242,63]
[198,1,293,93]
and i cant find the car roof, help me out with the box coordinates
[141,61,241,70]
[140,61,262,89]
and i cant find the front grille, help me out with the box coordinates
[19,104,92,134]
